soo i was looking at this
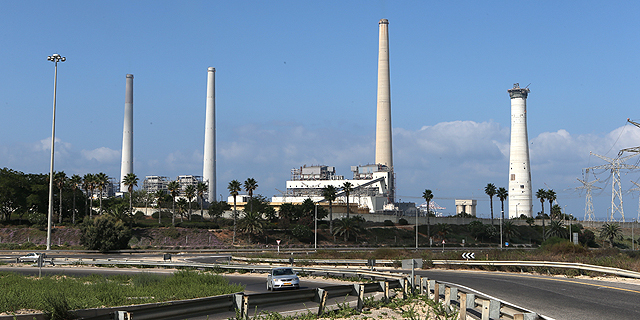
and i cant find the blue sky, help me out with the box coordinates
[2,1,640,221]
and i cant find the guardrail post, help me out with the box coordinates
[514,313,538,320]
[379,281,390,302]
[316,288,328,316]
[433,282,440,303]
[403,278,409,298]
[415,275,421,294]
[421,278,428,296]
[449,287,458,307]
[114,311,131,320]
[482,300,490,320]
[234,293,248,320]
[444,286,451,306]
[489,299,500,319]
[428,280,436,299]
[459,293,467,320]
[466,293,475,310]
[355,284,365,312]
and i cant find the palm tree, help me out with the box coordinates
[82,173,93,218]
[333,217,364,242]
[422,189,434,241]
[322,185,337,234]
[502,221,521,242]
[244,178,258,213]
[342,181,353,219]
[95,172,109,214]
[485,183,497,225]
[154,189,165,224]
[600,222,622,248]
[497,187,508,247]
[177,198,188,222]
[69,174,82,224]
[238,210,266,243]
[545,220,568,239]
[122,173,139,217]
[546,189,557,221]
[228,180,242,244]
[167,181,180,226]
[196,182,208,221]
[54,171,67,224]
[184,184,196,221]
[536,188,547,240]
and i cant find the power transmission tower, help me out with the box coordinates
[630,181,640,222]
[576,171,601,221]
[619,118,640,156]
[588,152,640,222]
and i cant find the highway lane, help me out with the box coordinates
[417,269,640,320]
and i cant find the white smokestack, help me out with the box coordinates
[375,19,393,170]
[203,67,216,203]
[507,83,532,218]
[119,74,133,192]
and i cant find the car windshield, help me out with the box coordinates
[273,268,294,276]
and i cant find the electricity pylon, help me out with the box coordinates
[576,172,601,221]
[588,152,639,222]
[630,181,640,221]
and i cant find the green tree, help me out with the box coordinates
[342,182,353,218]
[497,187,508,246]
[535,188,547,239]
[436,223,452,240]
[502,220,520,242]
[546,189,557,221]
[69,174,82,224]
[95,172,109,215]
[80,214,132,252]
[422,189,434,239]
[167,181,180,226]
[485,183,497,225]
[54,171,67,224]
[322,185,337,234]
[228,180,242,244]
[243,178,258,213]
[177,198,188,222]
[184,184,196,221]
[600,222,622,248]
[196,181,208,221]
[545,220,568,239]
[82,173,96,218]
[468,221,485,240]
[208,200,230,222]
[333,216,364,242]
[122,173,139,217]
[238,210,266,243]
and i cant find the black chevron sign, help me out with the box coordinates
[461,252,475,260]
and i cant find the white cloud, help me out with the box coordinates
[81,147,120,163]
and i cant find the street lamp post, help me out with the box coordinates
[46,53,65,251]
[314,204,318,250]
[500,209,504,249]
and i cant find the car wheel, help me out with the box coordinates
[267,282,271,291]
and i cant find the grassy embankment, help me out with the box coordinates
[0,270,244,317]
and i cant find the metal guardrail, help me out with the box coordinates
[433,260,640,279]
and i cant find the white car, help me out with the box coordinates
[18,252,41,263]
[266,267,300,291]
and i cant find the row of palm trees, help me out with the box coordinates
[535,188,557,240]
[155,179,209,226]
[49,171,111,224]
[484,183,509,225]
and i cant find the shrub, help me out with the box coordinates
[292,224,312,242]
[80,215,132,252]
[398,218,408,225]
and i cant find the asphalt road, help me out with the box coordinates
[415,269,640,320]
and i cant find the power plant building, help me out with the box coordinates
[271,164,393,213]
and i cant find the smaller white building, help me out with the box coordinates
[455,199,477,216]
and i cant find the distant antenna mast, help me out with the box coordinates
[576,170,601,221]
[588,152,640,222]
[630,181,640,221]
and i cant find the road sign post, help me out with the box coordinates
[276,239,281,254]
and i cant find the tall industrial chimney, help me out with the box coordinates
[375,19,393,170]
[375,19,394,203]
[203,67,216,204]
[507,83,532,218]
[119,74,133,192]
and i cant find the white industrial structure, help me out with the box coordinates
[203,67,216,204]
[507,83,533,218]
[271,164,393,213]
[119,74,134,191]
[455,199,477,216]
